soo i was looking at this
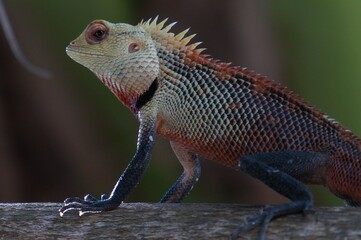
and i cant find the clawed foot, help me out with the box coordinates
[230,203,314,240]
[59,193,119,216]
[230,210,267,240]
[230,205,274,239]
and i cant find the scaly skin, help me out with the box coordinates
[60,17,361,239]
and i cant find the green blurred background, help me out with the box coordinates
[1,0,361,207]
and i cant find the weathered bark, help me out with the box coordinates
[0,203,359,239]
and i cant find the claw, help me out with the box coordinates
[230,214,264,240]
[59,193,120,217]
[64,197,89,205]
[59,203,83,217]
[101,194,108,200]
[84,194,98,202]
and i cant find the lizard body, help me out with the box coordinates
[61,18,361,239]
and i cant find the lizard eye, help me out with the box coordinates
[86,22,109,44]
[128,43,140,53]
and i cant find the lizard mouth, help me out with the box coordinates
[66,45,105,57]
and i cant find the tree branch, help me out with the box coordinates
[0,203,358,239]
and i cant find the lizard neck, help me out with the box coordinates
[96,72,139,114]
[96,73,159,116]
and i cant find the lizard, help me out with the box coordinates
[60,17,361,239]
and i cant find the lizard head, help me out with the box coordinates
[67,17,206,112]
[66,20,159,110]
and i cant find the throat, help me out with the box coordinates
[135,78,158,111]
[97,73,138,113]
[96,72,158,114]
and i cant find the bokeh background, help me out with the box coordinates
[1,0,361,206]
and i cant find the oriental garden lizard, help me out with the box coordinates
[60,17,361,239]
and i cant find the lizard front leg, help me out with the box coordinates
[161,141,201,203]
[59,115,156,216]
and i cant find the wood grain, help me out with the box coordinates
[1,203,360,239]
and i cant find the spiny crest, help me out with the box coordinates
[137,18,302,110]
[138,17,204,54]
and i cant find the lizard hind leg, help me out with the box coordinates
[231,151,324,239]
[344,199,361,207]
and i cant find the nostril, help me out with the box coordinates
[70,41,76,45]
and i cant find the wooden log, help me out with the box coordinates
[0,203,360,239]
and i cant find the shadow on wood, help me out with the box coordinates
[0,203,360,239]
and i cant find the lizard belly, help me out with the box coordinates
[156,100,333,170]
[156,110,253,169]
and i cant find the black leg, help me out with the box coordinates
[59,118,156,216]
[344,199,361,207]
[231,153,313,239]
